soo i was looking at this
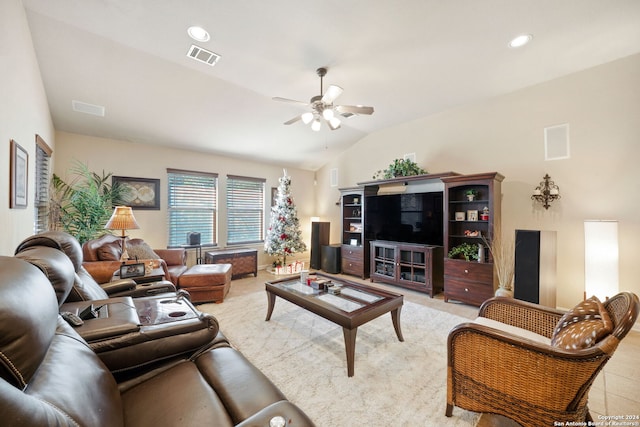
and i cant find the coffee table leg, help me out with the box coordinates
[391,307,404,342]
[265,291,276,321]
[342,327,357,377]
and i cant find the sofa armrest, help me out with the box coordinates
[83,260,122,284]
[155,248,186,266]
[236,401,316,427]
[106,280,177,298]
[478,297,565,338]
[101,279,137,295]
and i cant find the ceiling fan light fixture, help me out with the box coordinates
[311,119,321,131]
[509,34,532,48]
[322,108,334,120]
[301,112,314,124]
[329,117,341,130]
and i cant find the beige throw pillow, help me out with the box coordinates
[551,296,613,350]
[126,239,161,261]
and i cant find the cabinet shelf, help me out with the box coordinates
[449,199,490,204]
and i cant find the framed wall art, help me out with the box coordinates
[112,176,160,210]
[10,139,28,209]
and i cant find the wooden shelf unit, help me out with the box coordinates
[339,187,374,278]
[442,172,503,306]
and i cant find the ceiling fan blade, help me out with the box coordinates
[284,115,303,125]
[273,97,309,106]
[321,85,343,104]
[335,104,374,115]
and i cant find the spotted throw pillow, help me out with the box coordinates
[551,296,613,350]
[126,239,160,261]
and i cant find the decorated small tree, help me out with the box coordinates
[264,171,307,271]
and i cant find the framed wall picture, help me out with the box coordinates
[112,176,160,210]
[10,139,28,209]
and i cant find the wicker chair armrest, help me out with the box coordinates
[479,297,565,338]
[448,322,610,413]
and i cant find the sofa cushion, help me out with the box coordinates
[127,239,160,261]
[98,241,122,261]
[551,296,613,350]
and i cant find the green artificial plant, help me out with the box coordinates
[372,158,427,180]
[448,242,480,261]
[50,161,130,244]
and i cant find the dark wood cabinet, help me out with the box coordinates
[369,240,444,297]
[441,172,504,306]
[339,187,374,278]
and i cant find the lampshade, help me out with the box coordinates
[584,220,619,300]
[105,206,140,234]
[311,119,321,132]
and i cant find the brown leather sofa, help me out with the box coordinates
[15,231,176,301]
[0,254,315,426]
[82,234,188,285]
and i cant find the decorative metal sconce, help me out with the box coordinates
[531,174,560,209]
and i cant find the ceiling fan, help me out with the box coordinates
[273,67,374,131]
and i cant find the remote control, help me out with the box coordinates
[61,311,84,327]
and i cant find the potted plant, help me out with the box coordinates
[49,161,129,244]
[447,242,479,261]
[372,158,427,180]
[465,189,478,201]
[482,227,515,297]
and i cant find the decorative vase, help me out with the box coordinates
[495,287,514,298]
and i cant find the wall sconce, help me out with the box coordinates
[531,174,560,209]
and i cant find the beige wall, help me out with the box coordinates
[53,132,316,268]
[316,53,640,310]
[0,0,55,255]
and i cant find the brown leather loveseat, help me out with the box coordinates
[0,253,315,426]
[82,234,188,285]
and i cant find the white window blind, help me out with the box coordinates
[167,169,217,247]
[34,135,52,234]
[226,175,265,245]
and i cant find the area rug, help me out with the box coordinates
[200,291,480,427]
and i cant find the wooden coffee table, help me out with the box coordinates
[265,273,404,377]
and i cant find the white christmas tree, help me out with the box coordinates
[264,171,307,268]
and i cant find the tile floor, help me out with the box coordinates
[220,268,640,427]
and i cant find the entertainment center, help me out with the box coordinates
[339,171,502,306]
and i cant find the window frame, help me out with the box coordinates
[167,168,218,247]
[226,174,265,246]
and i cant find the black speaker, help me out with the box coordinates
[321,244,341,274]
[310,222,330,270]
[514,230,557,307]
[187,232,201,245]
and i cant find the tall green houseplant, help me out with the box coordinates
[50,161,129,244]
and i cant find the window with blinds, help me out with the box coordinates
[226,175,265,245]
[34,135,52,234]
[167,169,217,247]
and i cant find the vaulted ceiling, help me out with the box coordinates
[23,0,640,170]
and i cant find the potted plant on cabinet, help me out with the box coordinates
[482,227,515,297]
[447,242,480,261]
[465,189,478,201]
[372,158,427,180]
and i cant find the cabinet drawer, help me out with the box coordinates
[341,245,363,261]
[444,259,493,284]
[445,278,494,306]
[342,258,363,275]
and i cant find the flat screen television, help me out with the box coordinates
[365,192,443,246]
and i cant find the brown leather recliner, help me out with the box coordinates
[82,234,187,285]
[15,231,176,302]
[0,255,315,426]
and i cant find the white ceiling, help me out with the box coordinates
[23,0,640,171]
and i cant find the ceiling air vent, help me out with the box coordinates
[187,44,221,66]
[72,100,105,117]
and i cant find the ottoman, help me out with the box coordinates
[178,263,232,303]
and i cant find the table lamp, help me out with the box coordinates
[105,206,140,262]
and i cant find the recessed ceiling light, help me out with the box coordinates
[187,26,210,42]
[509,34,532,48]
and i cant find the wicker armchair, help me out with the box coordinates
[446,292,639,427]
